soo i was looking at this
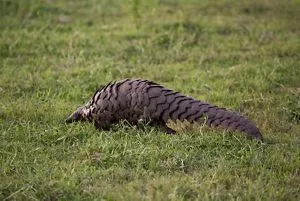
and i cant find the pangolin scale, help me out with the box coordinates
[66,78,263,141]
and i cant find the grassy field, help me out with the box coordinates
[1,0,300,200]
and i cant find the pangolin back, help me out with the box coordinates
[66,78,263,140]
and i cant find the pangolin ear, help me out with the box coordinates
[65,107,84,123]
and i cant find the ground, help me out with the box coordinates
[0,0,300,200]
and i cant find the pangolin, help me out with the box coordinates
[66,78,263,141]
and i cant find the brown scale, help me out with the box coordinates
[66,78,263,141]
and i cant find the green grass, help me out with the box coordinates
[1,0,300,200]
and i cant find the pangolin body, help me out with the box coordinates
[66,78,263,140]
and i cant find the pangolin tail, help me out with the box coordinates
[199,104,263,140]
[156,88,263,141]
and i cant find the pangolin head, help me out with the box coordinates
[65,106,87,123]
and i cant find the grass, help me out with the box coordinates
[1,0,300,200]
